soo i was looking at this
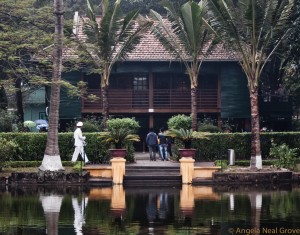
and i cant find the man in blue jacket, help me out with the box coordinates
[146,128,158,161]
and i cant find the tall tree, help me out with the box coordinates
[0,0,53,122]
[76,0,152,126]
[282,0,300,120]
[207,0,295,168]
[39,0,65,171]
[150,0,217,130]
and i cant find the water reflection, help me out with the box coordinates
[0,185,299,234]
[40,193,63,235]
[72,196,88,235]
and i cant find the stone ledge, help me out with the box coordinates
[213,171,293,184]
[193,166,221,179]
[6,171,90,185]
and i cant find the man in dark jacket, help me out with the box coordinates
[146,128,158,161]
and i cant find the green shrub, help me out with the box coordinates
[167,114,192,130]
[0,138,20,170]
[215,160,228,168]
[107,117,140,132]
[198,118,221,133]
[0,110,17,132]
[0,132,299,164]
[270,142,298,170]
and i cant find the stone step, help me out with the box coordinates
[125,167,180,176]
[124,174,182,187]
[88,177,112,186]
[124,180,182,187]
[192,177,214,185]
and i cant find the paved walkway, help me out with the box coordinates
[131,152,215,167]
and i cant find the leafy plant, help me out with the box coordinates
[270,142,298,170]
[167,114,192,130]
[99,118,140,149]
[166,128,210,149]
[198,118,220,133]
[0,138,20,170]
[0,110,18,132]
[99,128,140,149]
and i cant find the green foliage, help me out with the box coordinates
[107,117,140,132]
[1,132,300,164]
[198,118,220,133]
[167,114,192,130]
[99,118,140,148]
[270,142,298,170]
[166,128,210,149]
[214,160,228,168]
[0,132,109,163]
[0,110,17,132]
[99,118,140,161]
[0,138,20,170]
[99,130,140,149]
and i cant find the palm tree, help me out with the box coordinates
[149,0,217,130]
[207,0,295,169]
[39,0,64,171]
[78,0,152,126]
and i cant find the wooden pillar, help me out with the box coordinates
[217,113,222,129]
[149,71,154,128]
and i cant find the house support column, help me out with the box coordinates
[149,114,154,128]
[148,71,154,129]
[179,157,195,184]
[110,158,126,184]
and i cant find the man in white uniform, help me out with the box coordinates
[71,122,90,164]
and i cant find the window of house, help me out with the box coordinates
[133,75,148,90]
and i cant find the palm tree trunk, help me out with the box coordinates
[39,0,64,171]
[250,90,262,169]
[40,194,63,235]
[15,78,24,123]
[191,87,198,131]
[102,85,109,128]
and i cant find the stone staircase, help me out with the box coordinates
[123,165,182,187]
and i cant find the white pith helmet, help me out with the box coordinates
[76,121,83,127]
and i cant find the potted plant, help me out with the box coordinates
[166,128,209,158]
[99,118,140,158]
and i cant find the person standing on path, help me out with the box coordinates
[71,121,90,164]
[146,128,158,161]
[158,128,168,161]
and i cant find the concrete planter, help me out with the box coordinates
[109,149,126,158]
[178,149,197,158]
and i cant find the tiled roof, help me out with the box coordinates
[70,15,239,62]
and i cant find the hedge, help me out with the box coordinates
[192,132,300,161]
[0,132,299,163]
[0,132,129,163]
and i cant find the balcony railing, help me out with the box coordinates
[82,88,219,111]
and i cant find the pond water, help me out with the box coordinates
[0,184,300,235]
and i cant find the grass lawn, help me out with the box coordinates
[0,162,83,177]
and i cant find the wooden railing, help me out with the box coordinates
[82,88,219,111]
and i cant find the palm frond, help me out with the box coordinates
[208,0,295,89]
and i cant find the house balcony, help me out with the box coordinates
[82,88,220,114]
